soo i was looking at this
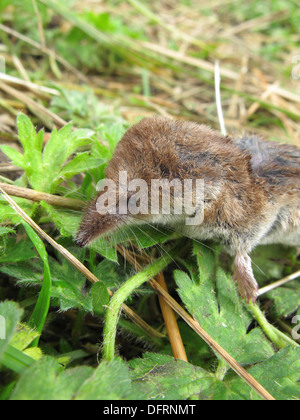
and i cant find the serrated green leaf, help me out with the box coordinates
[42,125,94,189]
[51,280,92,312]
[75,358,138,400]
[93,259,124,287]
[174,242,274,365]
[0,249,91,313]
[0,261,42,284]
[228,346,300,400]
[13,114,96,195]
[0,198,35,225]
[99,122,125,152]
[10,356,94,400]
[16,114,44,190]
[43,124,73,166]
[43,128,95,193]
[60,153,105,179]
[42,124,73,192]
[0,238,37,263]
[17,113,38,151]
[41,202,82,236]
[49,252,92,312]
[0,145,25,168]
[9,356,142,401]
[129,353,214,400]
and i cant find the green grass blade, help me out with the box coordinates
[21,222,52,345]
[1,345,35,375]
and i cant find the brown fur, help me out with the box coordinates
[76,117,300,301]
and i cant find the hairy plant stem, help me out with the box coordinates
[247,302,299,349]
[102,244,181,361]
[215,358,228,381]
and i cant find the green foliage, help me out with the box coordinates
[0,237,37,263]
[129,353,214,399]
[0,301,23,359]
[22,221,52,343]
[0,245,92,312]
[0,113,98,194]
[7,351,214,400]
[54,10,146,69]
[0,1,299,401]
[0,112,299,400]
[252,245,300,318]
[219,346,300,400]
[175,243,275,365]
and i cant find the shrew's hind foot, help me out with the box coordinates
[234,253,259,303]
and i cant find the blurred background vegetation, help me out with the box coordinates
[0,0,299,144]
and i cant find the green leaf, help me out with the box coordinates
[74,358,138,400]
[41,203,82,237]
[223,346,300,400]
[42,123,73,192]
[0,261,42,285]
[93,224,172,252]
[174,242,274,365]
[22,221,48,263]
[51,280,92,312]
[0,145,25,168]
[91,242,118,262]
[99,122,125,152]
[16,113,44,190]
[9,352,213,400]
[1,345,35,374]
[0,301,23,359]
[129,353,214,400]
[23,346,43,361]
[10,356,94,400]
[22,222,52,341]
[0,238,37,263]
[13,114,95,195]
[10,323,40,352]
[60,153,105,179]
[93,259,125,288]
[251,244,296,285]
[17,113,40,151]
[267,285,300,318]
[0,302,35,375]
[37,124,94,193]
[91,282,110,315]
[46,249,92,312]
[0,227,15,236]
[0,198,35,225]
[10,356,136,400]
[42,123,72,165]
[66,128,95,154]
[0,251,92,313]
